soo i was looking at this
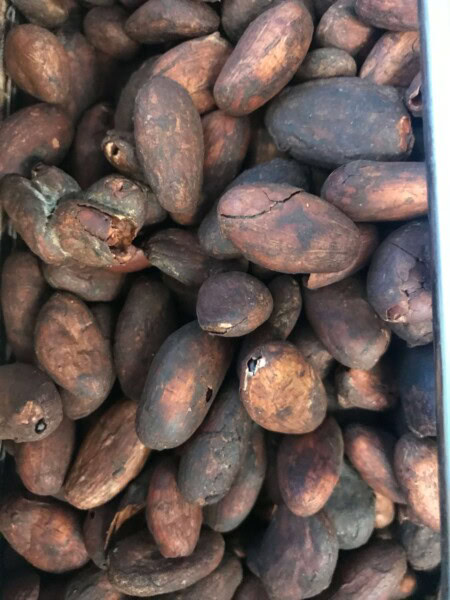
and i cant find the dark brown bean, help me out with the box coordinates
[11,0,77,27]
[234,574,270,600]
[83,501,117,569]
[114,276,177,402]
[71,103,113,189]
[135,76,204,215]
[15,416,75,496]
[146,455,202,558]
[398,513,441,571]
[325,461,375,550]
[218,183,360,274]
[102,129,145,182]
[257,505,339,599]
[159,553,243,600]
[125,0,220,44]
[367,220,432,347]
[137,321,234,449]
[345,424,405,503]
[290,322,335,380]
[65,564,124,600]
[266,78,414,168]
[107,528,225,596]
[204,425,267,532]
[277,416,343,516]
[304,277,391,370]
[1,251,48,362]
[178,380,252,505]
[0,494,88,573]
[197,272,273,337]
[144,228,246,288]
[0,363,63,442]
[240,340,327,434]
[84,6,140,61]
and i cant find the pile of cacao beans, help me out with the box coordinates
[0,0,441,598]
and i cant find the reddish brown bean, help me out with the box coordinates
[1,251,48,363]
[240,340,327,434]
[336,361,397,411]
[15,416,75,496]
[5,25,71,104]
[277,416,344,517]
[0,363,63,442]
[0,494,88,573]
[146,455,202,558]
[64,399,151,509]
[355,0,419,31]
[214,0,313,116]
[84,6,140,61]
[394,433,440,532]
[345,424,405,503]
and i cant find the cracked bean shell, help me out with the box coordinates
[135,76,204,215]
[367,219,432,347]
[394,433,440,532]
[218,183,360,274]
[35,292,115,410]
[239,340,327,434]
[177,380,252,505]
[15,415,75,496]
[257,506,339,600]
[277,416,344,517]
[137,321,234,450]
[64,399,150,510]
[107,529,225,596]
[5,25,71,104]
[266,78,414,168]
[125,0,220,44]
[197,272,273,337]
[1,251,48,362]
[0,494,88,573]
[204,424,267,532]
[146,455,202,558]
[214,0,313,116]
[114,276,177,402]
[345,424,405,503]
[0,103,74,178]
[0,363,63,442]
[303,277,391,370]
